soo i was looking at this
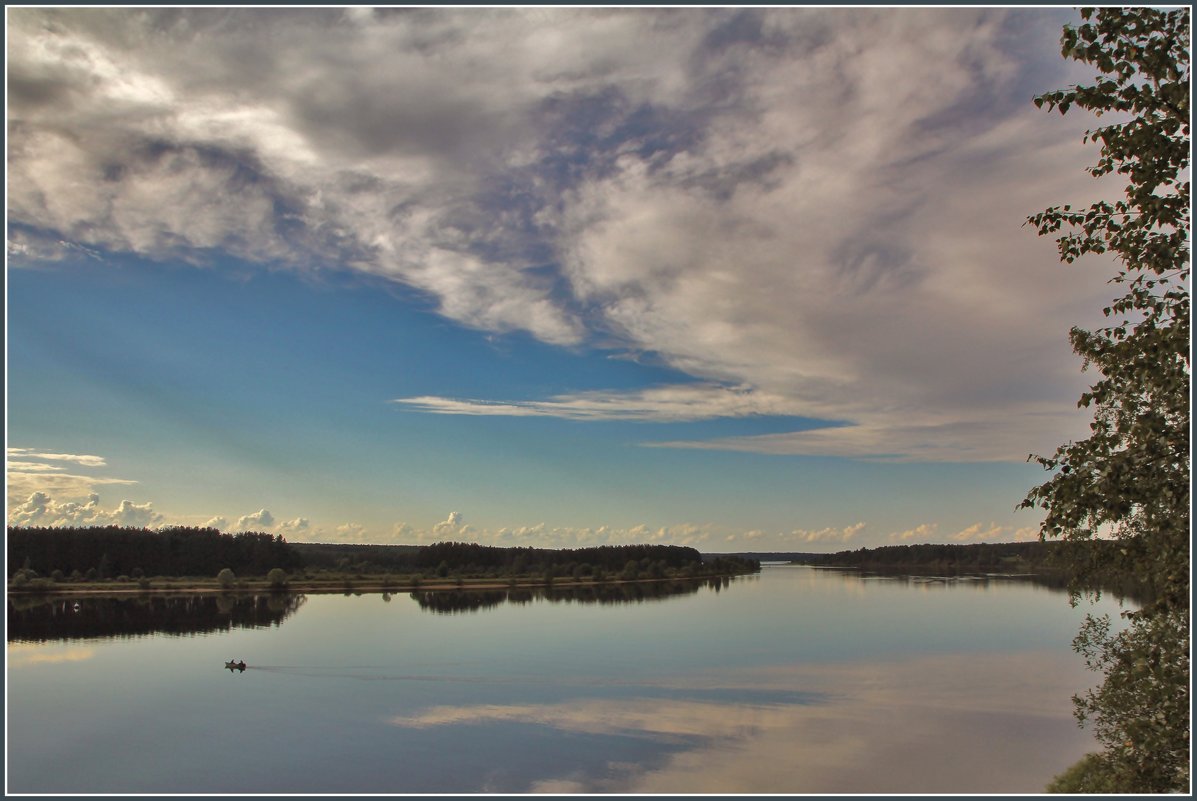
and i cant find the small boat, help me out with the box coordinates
[224,660,247,671]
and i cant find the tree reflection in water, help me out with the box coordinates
[7,593,306,643]
[411,577,733,615]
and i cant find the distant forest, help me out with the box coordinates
[792,541,1063,574]
[7,526,301,580]
[7,526,759,581]
[292,539,757,578]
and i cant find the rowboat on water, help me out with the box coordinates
[224,660,247,671]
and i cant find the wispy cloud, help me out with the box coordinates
[393,383,810,423]
[645,410,1084,463]
[7,448,109,468]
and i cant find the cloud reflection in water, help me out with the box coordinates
[389,650,1098,794]
[7,642,96,667]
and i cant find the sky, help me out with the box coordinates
[6,7,1125,552]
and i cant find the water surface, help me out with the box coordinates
[6,566,1127,793]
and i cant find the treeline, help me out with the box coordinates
[792,540,1149,602]
[293,541,758,578]
[7,526,301,580]
[7,527,760,584]
[793,541,1062,574]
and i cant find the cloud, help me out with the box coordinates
[7,448,140,514]
[951,522,1010,542]
[6,9,1112,461]
[784,523,867,545]
[7,491,164,528]
[278,517,311,534]
[645,412,1088,463]
[7,448,108,468]
[111,499,163,528]
[334,522,367,540]
[394,383,809,423]
[1012,526,1040,543]
[235,509,275,531]
[432,511,469,539]
[204,516,229,531]
[890,523,940,542]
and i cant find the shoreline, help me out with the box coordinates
[6,572,747,598]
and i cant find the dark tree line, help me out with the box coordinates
[8,526,759,583]
[7,526,302,579]
[294,540,757,577]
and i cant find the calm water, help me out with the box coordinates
[6,565,1128,794]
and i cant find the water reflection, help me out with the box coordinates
[409,577,733,614]
[813,566,1073,592]
[8,642,96,667]
[6,567,1119,794]
[389,650,1097,794]
[6,593,306,643]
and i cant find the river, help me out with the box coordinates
[5,564,1127,793]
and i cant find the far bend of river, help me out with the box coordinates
[6,565,1129,794]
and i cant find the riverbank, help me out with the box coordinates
[6,571,745,597]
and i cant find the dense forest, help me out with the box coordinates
[7,526,302,580]
[7,526,759,584]
[293,540,757,578]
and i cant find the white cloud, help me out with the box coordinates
[7,447,139,513]
[7,491,164,529]
[235,509,275,531]
[7,448,108,468]
[1012,527,1040,543]
[111,499,163,528]
[204,516,229,531]
[785,523,867,545]
[6,9,1113,462]
[951,522,1010,542]
[432,511,468,539]
[394,383,807,422]
[890,523,940,542]
[334,522,367,541]
[277,517,311,534]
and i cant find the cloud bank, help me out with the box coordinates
[8,8,1114,462]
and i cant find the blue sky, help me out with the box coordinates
[7,8,1120,551]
